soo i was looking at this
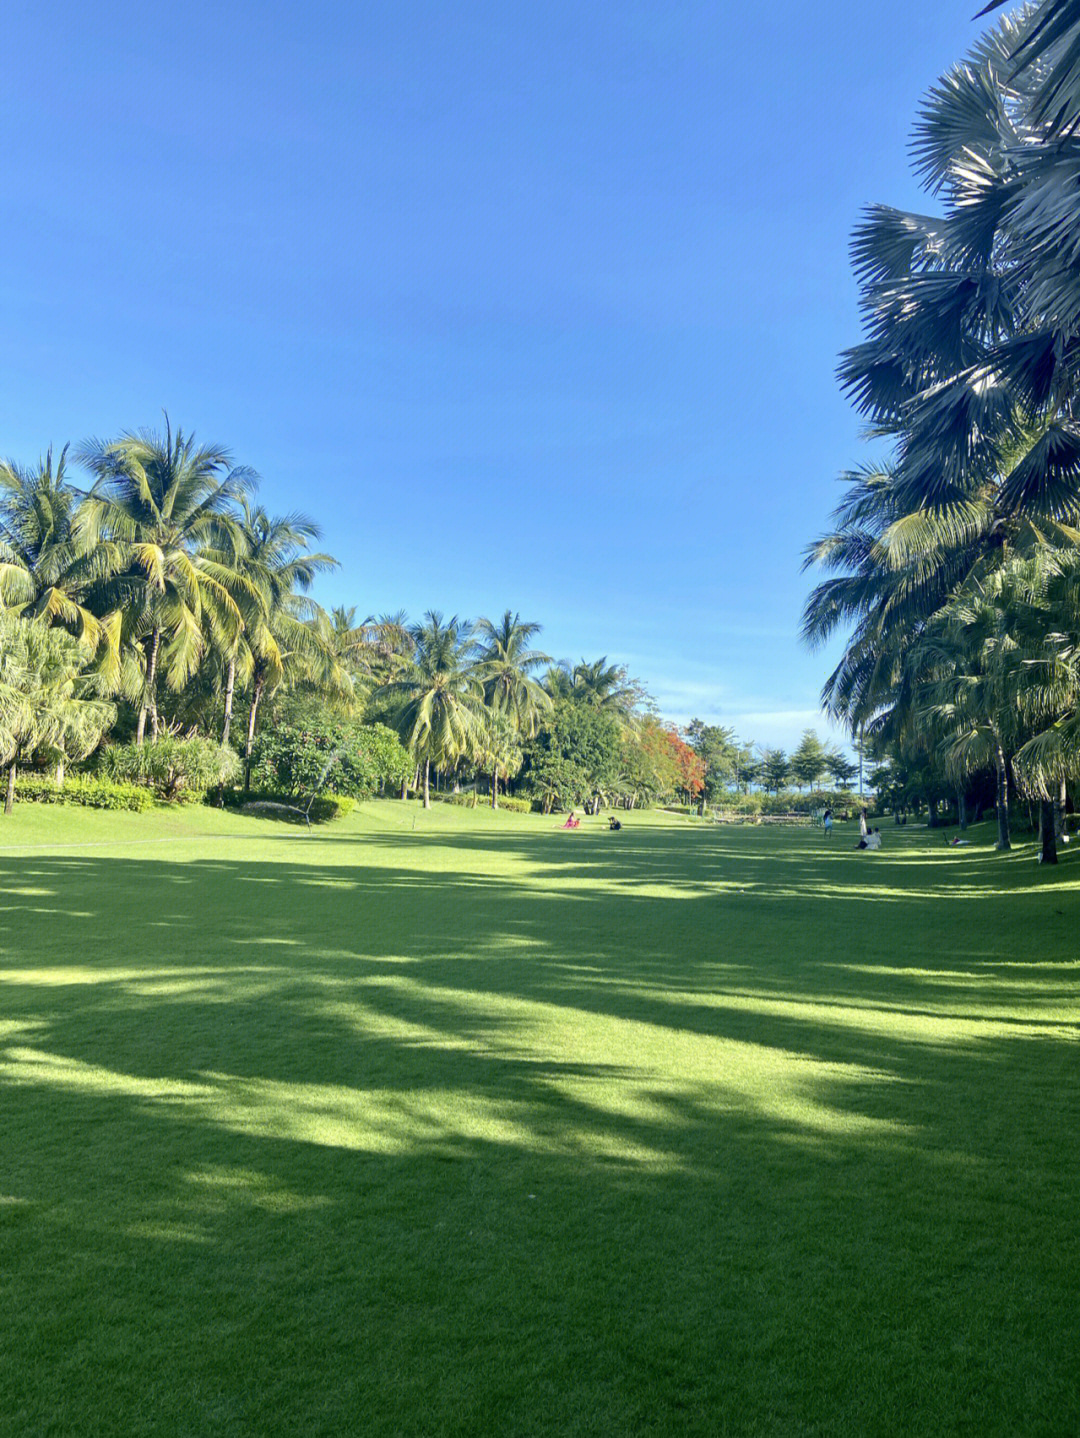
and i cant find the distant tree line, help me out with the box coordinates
[2,422,828,815]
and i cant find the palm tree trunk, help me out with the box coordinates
[221,657,237,745]
[491,769,499,809]
[4,762,15,815]
[243,675,265,793]
[995,746,1011,851]
[136,627,162,746]
[957,790,967,831]
[1054,779,1066,842]
[423,759,431,809]
[400,775,408,801]
[1040,798,1058,865]
[55,758,66,787]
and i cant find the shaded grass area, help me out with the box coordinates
[1,803,1078,1436]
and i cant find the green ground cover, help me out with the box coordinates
[2,804,1077,1436]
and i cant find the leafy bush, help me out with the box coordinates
[250,716,410,800]
[214,789,356,823]
[15,774,157,811]
[445,792,535,813]
[99,736,241,800]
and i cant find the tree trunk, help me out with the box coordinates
[1054,779,1066,842]
[995,747,1011,851]
[1040,798,1058,865]
[423,759,431,809]
[55,758,66,787]
[243,674,265,793]
[491,769,499,809]
[136,627,162,745]
[957,791,967,831]
[4,762,15,815]
[927,798,938,829]
[221,657,236,745]
[400,776,408,800]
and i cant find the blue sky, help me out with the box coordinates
[2,1,987,750]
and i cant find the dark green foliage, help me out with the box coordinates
[215,788,356,823]
[14,773,157,810]
[789,729,832,790]
[250,709,410,799]
[519,700,621,808]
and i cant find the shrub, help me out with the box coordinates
[213,789,356,823]
[444,792,536,813]
[15,774,157,811]
[493,794,533,813]
[99,736,241,800]
[250,717,410,800]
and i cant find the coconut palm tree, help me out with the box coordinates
[228,505,346,784]
[0,446,125,675]
[473,711,524,809]
[76,420,253,743]
[474,611,551,803]
[474,612,551,731]
[383,613,482,808]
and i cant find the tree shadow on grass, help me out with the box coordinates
[1,835,1079,1438]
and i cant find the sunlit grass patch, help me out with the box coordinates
[1,802,1078,1436]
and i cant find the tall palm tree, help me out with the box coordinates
[0,446,124,674]
[230,505,346,784]
[76,420,253,742]
[383,613,482,808]
[474,610,551,805]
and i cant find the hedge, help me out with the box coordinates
[14,774,157,811]
[213,789,356,823]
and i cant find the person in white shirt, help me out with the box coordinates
[866,828,882,850]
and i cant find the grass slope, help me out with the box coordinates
[1,803,1078,1436]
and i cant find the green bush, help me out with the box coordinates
[214,789,356,823]
[99,736,241,800]
[250,715,410,800]
[14,774,157,811]
[444,792,536,813]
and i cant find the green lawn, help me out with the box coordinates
[2,803,1077,1436]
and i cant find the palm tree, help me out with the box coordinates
[547,657,639,719]
[76,420,253,743]
[473,711,524,809]
[0,613,114,813]
[383,613,482,808]
[0,446,124,674]
[231,505,346,785]
[474,611,551,805]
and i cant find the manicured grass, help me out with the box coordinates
[1,803,1078,1436]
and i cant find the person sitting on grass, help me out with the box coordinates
[608,816,622,830]
[561,812,580,829]
[866,828,882,850]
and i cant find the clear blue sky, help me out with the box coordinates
[2,0,986,750]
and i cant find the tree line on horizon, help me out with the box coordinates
[804,0,1080,862]
[0,422,844,816]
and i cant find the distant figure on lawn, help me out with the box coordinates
[823,808,833,837]
[562,813,580,829]
[856,828,883,851]
[608,817,622,831]
[859,810,868,839]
